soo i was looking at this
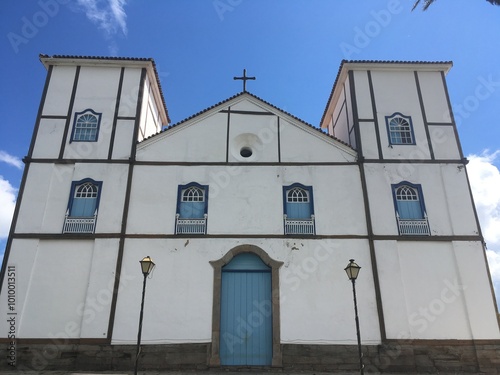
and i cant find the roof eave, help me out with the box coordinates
[320,60,453,129]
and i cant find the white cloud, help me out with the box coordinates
[467,150,500,306]
[467,151,500,248]
[0,176,17,239]
[0,151,23,169]
[486,249,500,303]
[109,0,128,35]
[76,0,128,54]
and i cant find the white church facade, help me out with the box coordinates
[0,55,499,373]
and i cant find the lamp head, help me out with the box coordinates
[344,259,361,281]
[140,256,155,276]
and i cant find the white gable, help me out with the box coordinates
[136,93,356,163]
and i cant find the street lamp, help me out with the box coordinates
[344,259,364,375]
[134,256,156,375]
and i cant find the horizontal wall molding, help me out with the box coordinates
[11,233,483,242]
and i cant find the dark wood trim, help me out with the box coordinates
[11,233,121,239]
[22,159,360,166]
[349,69,387,341]
[359,163,387,341]
[414,71,435,160]
[358,118,375,122]
[441,71,465,160]
[23,158,130,164]
[21,158,469,167]
[277,117,281,163]
[27,65,53,158]
[129,68,146,160]
[108,67,125,160]
[225,106,231,163]
[209,245,283,367]
[348,71,363,157]
[106,164,131,340]
[9,232,484,242]
[220,109,274,116]
[383,338,500,346]
[107,68,147,340]
[58,66,81,160]
[132,161,356,167]
[427,122,454,126]
[367,71,383,159]
[333,98,347,130]
[373,234,483,242]
[0,338,109,345]
[116,116,136,120]
[363,158,467,165]
[40,115,67,119]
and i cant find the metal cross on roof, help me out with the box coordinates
[233,69,256,92]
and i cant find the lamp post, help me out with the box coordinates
[344,259,364,375]
[134,256,156,375]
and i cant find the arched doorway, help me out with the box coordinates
[209,245,283,367]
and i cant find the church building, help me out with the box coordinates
[0,55,499,373]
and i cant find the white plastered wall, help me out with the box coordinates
[376,240,499,340]
[126,164,367,236]
[15,162,128,234]
[363,163,478,236]
[63,66,121,160]
[2,239,118,339]
[111,238,381,345]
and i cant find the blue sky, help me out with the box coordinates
[1,0,500,306]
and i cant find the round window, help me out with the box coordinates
[240,147,253,158]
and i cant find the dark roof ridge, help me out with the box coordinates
[139,91,352,150]
[342,59,453,65]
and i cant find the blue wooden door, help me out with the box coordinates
[220,253,272,366]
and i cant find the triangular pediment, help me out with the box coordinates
[136,92,357,163]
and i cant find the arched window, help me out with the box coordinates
[68,180,101,217]
[386,113,415,145]
[175,182,208,234]
[182,186,205,202]
[392,182,429,235]
[283,184,315,235]
[285,187,311,218]
[63,179,102,233]
[179,185,206,218]
[71,109,101,142]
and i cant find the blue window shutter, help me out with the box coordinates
[71,197,97,217]
[286,201,311,219]
[67,179,101,218]
[179,201,205,218]
[284,185,313,219]
[177,183,208,219]
[397,200,423,219]
[393,183,426,220]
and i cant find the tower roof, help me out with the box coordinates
[39,54,170,124]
